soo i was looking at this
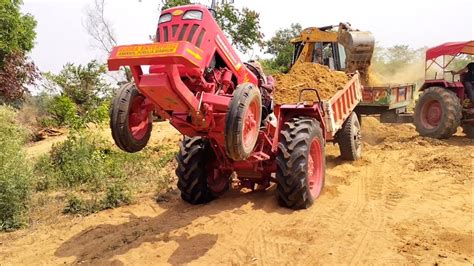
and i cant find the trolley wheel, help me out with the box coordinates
[337,112,362,161]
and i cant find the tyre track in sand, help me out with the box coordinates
[1,118,473,264]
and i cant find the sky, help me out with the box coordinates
[22,0,474,73]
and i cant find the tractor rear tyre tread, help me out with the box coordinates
[110,83,152,153]
[176,137,215,204]
[276,117,325,210]
[337,112,362,161]
[414,87,462,139]
[225,83,262,161]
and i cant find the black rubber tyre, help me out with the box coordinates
[462,124,474,139]
[176,137,216,204]
[110,83,152,153]
[414,87,462,139]
[225,83,262,161]
[276,117,326,210]
[337,112,362,161]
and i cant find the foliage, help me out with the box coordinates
[215,4,263,53]
[162,0,190,9]
[33,130,176,216]
[43,61,111,107]
[48,132,114,189]
[101,181,132,209]
[41,60,112,127]
[0,0,37,63]
[47,95,79,127]
[263,23,302,73]
[0,0,38,104]
[0,51,39,104]
[0,106,32,231]
[63,181,131,215]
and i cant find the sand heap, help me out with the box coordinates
[273,63,350,104]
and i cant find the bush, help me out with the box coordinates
[101,181,132,209]
[48,95,80,127]
[49,132,111,189]
[0,106,32,231]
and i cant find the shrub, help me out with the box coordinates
[63,194,100,215]
[101,181,132,209]
[48,95,79,127]
[0,106,32,231]
[49,132,110,189]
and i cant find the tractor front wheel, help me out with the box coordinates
[225,83,262,161]
[414,87,462,139]
[110,83,152,153]
[337,112,362,161]
[276,117,325,209]
[176,137,229,204]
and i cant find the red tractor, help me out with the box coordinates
[414,41,474,139]
[107,5,363,209]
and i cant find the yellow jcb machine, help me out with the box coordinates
[290,22,374,84]
[290,22,416,123]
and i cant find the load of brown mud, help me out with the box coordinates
[273,63,350,104]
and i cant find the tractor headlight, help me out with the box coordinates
[158,13,172,24]
[183,10,203,20]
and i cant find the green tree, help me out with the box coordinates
[263,23,302,73]
[0,0,38,104]
[42,60,112,126]
[162,0,190,9]
[0,0,36,62]
[44,61,111,107]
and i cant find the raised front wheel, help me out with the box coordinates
[414,87,462,139]
[225,83,262,161]
[110,83,152,153]
[276,117,325,209]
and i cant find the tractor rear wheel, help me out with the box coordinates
[337,112,362,161]
[276,117,325,209]
[414,87,462,139]
[110,83,152,153]
[462,124,474,139]
[225,83,262,161]
[176,137,228,204]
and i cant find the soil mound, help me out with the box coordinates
[273,63,349,104]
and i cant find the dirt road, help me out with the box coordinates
[1,118,472,265]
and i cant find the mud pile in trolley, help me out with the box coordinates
[273,63,349,104]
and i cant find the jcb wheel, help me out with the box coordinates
[276,117,325,209]
[337,112,362,161]
[225,83,262,161]
[414,87,462,139]
[176,137,228,204]
[110,83,152,153]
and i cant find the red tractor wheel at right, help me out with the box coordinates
[110,83,152,153]
[225,83,262,161]
[414,87,462,139]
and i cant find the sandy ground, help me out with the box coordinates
[1,118,473,265]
